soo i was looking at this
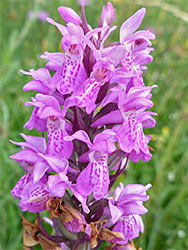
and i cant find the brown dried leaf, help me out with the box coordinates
[21,214,61,250]
[21,214,40,247]
[46,197,63,219]
[89,219,123,249]
[98,228,124,242]
[37,232,61,250]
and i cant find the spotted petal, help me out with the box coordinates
[19,181,51,212]
[76,152,109,200]
[47,117,73,159]
[51,48,87,95]
[112,215,142,244]
[11,171,33,198]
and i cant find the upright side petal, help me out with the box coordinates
[120,8,146,43]
[58,7,82,25]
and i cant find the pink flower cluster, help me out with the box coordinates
[10,2,156,249]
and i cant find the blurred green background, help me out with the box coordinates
[0,0,187,249]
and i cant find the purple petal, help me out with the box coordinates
[38,153,68,173]
[47,172,70,197]
[11,171,33,198]
[112,215,141,244]
[40,51,64,71]
[47,117,73,159]
[38,106,63,120]
[10,149,39,163]
[133,214,144,233]
[33,159,49,183]
[24,107,47,132]
[77,153,110,200]
[76,163,93,197]
[23,80,50,94]
[20,181,51,212]
[91,141,116,154]
[46,17,68,36]
[120,8,146,43]
[58,7,82,25]
[103,1,115,26]
[64,130,92,148]
[20,133,46,153]
[51,51,87,95]
[114,182,124,201]
[69,185,90,214]
[121,183,152,197]
[109,199,124,224]
[91,110,123,127]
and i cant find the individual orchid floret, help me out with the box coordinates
[24,94,73,158]
[77,151,110,200]
[92,86,157,162]
[118,8,155,87]
[11,168,52,212]
[46,16,112,94]
[119,8,155,50]
[63,46,125,115]
[65,130,117,200]
[112,214,144,246]
[51,31,87,95]
[95,2,116,49]
[10,134,69,183]
[46,19,87,95]
[21,68,65,105]
[108,182,152,224]
[63,57,115,114]
[19,178,52,213]
[10,133,47,171]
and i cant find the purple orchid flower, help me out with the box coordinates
[118,8,155,87]
[108,182,152,224]
[62,57,115,114]
[24,94,73,158]
[10,133,69,182]
[19,179,52,213]
[63,46,126,114]
[92,86,157,162]
[46,18,105,96]
[112,214,144,245]
[11,168,52,212]
[21,67,65,105]
[64,129,117,200]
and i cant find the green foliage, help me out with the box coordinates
[0,0,187,249]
